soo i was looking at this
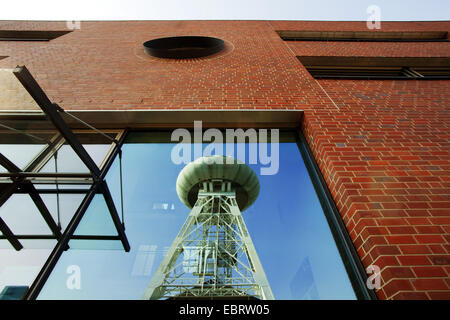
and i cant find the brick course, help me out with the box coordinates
[0,19,449,300]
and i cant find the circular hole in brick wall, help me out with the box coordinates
[143,36,225,59]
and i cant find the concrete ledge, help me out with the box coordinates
[0,109,304,129]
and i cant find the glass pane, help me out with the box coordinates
[0,248,53,296]
[0,131,115,297]
[0,131,55,173]
[0,194,52,235]
[0,145,45,172]
[39,132,115,173]
[41,193,85,231]
[74,194,117,236]
[38,131,356,300]
[39,144,110,173]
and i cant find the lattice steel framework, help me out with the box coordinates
[143,178,274,300]
[0,66,130,299]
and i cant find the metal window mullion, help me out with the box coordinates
[98,129,127,180]
[98,130,125,171]
[24,134,65,173]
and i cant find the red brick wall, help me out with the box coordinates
[1,20,449,299]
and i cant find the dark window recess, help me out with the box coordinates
[143,36,225,59]
[277,30,449,42]
[0,56,7,60]
[0,30,72,41]
[298,56,450,79]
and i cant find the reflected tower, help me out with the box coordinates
[142,156,274,300]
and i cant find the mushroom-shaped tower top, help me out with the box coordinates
[176,156,259,212]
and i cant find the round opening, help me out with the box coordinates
[143,36,225,59]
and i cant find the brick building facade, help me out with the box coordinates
[0,20,449,300]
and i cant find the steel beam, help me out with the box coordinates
[99,181,130,252]
[22,183,62,238]
[23,182,99,300]
[0,182,20,208]
[0,215,23,250]
[13,66,100,177]
[0,172,93,179]
[2,67,130,299]
[0,152,62,243]
[24,130,129,299]
[0,235,121,240]
[13,188,91,194]
[0,153,19,172]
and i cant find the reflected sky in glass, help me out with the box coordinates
[0,144,46,172]
[38,135,356,300]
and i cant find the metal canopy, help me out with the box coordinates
[0,66,130,298]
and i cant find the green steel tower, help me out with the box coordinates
[143,156,274,300]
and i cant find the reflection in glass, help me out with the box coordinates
[38,132,356,300]
[0,145,46,172]
[0,132,55,172]
[41,193,85,231]
[74,195,116,236]
[0,248,53,293]
[0,194,52,235]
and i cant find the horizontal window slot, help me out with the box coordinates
[0,30,72,41]
[277,30,449,42]
[298,56,450,79]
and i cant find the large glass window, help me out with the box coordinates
[37,130,357,300]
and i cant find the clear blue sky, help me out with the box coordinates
[1,0,449,21]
